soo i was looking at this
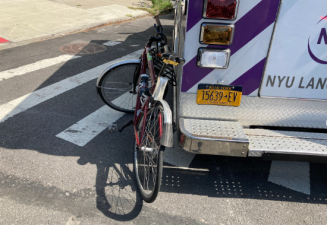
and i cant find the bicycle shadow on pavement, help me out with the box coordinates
[94,161,142,221]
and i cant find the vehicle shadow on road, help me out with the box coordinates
[160,154,327,205]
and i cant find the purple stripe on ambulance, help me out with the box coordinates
[181,0,281,93]
[230,58,267,95]
[182,57,212,89]
[209,0,280,53]
[186,0,204,32]
[183,0,262,65]
[185,24,274,94]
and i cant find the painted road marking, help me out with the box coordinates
[268,161,310,195]
[103,41,121,46]
[0,49,143,123]
[0,37,9,43]
[0,55,81,81]
[56,92,136,146]
[164,133,195,167]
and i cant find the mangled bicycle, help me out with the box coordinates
[96,16,184,203]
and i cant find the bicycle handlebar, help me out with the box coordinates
[146,34,166,47]
[147,15,184,65]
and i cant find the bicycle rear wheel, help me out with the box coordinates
[97,63,150,113]
[134,102,164,203]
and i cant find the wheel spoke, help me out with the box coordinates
[135,103,163,200]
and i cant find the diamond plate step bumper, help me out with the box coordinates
[179,118,327,158]
[179,118,249,157]
[245,129,327,157]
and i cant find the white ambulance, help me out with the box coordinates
[173,0,327,161]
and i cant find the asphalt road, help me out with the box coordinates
[1,13,327,225]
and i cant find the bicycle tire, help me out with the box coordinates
[98,61,168,113]
[97,63,145,113]
[133,102,164,203]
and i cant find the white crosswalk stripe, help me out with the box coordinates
[56,92,136,147]
[56,105,124,147]
[0,49,143,123]
[269,161,310,195]
[164,133,196,168]
[0,55,81,81]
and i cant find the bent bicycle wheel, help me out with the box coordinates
[134,102,164,203]
[98,63,150,113]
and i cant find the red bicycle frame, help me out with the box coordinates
[133,46,161,147]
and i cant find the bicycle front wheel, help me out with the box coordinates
[98,63,146,113]
[134,102,164,203]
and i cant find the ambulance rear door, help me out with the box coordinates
[260,0,327,100]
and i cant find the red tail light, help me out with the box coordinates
[204,0,238,20]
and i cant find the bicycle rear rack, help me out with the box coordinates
[151,48,176,86]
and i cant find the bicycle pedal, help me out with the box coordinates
[108,124,118,133]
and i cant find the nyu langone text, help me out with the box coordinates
[266,75,327,89]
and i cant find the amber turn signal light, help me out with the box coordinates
[200,23,234,45]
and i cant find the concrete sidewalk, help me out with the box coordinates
[0,0,150,49]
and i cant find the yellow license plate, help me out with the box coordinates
[196,84,243,106]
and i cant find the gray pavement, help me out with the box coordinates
[0,13,327,225]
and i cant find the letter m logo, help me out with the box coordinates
[317,28,327,44]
